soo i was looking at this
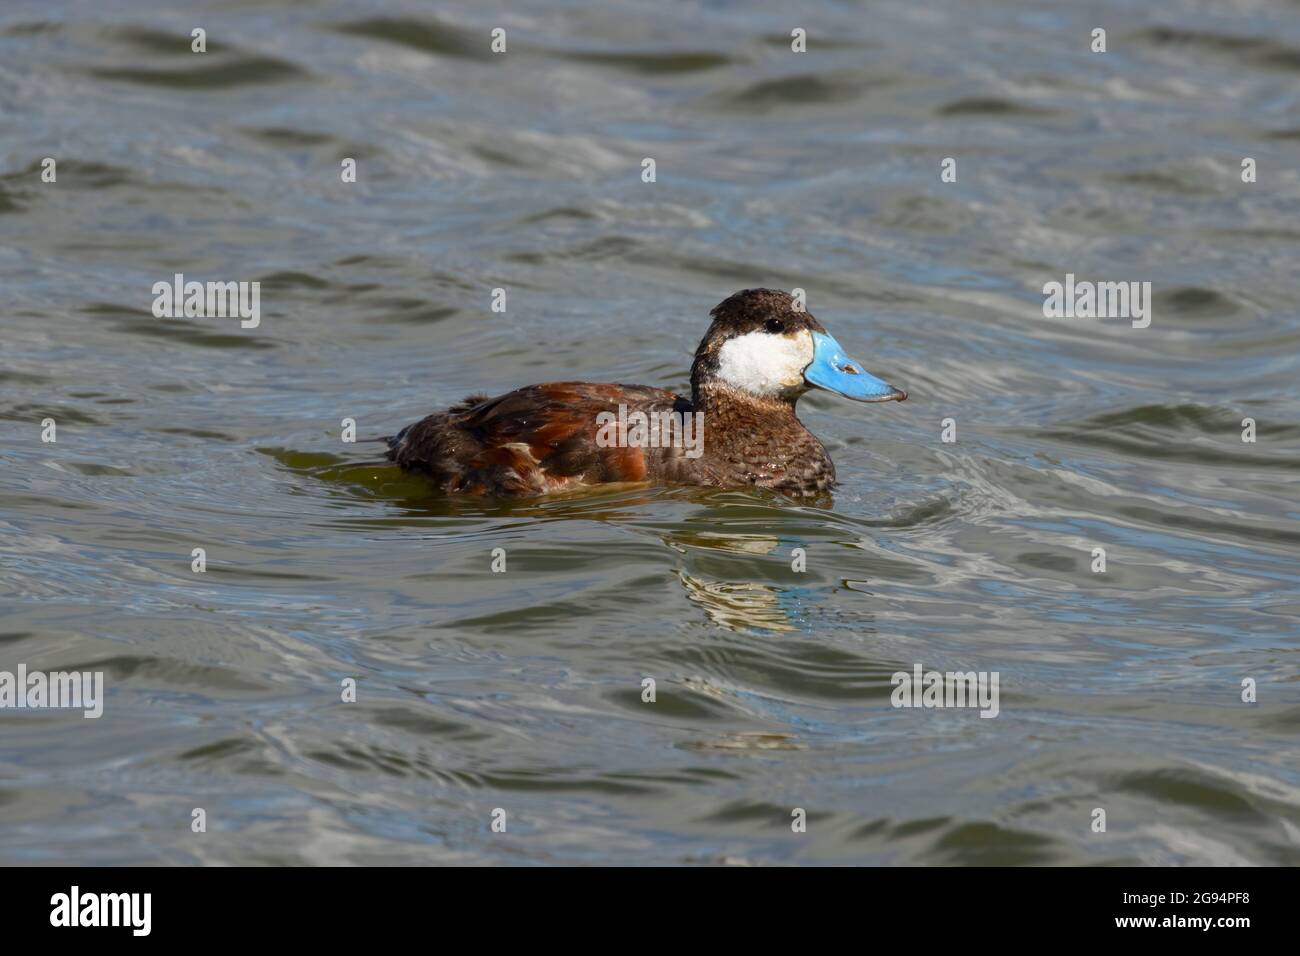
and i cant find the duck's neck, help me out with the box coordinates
[691,382,835,494]
[693,381,800,420]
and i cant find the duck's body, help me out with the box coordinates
[385,289,906,498]
[386,380,838,497]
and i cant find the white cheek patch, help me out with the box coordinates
[715,329,814,397]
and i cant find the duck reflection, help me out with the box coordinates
[669,530,804,632]
[678,571,795,632]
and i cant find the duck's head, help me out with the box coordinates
[690,288,907,407]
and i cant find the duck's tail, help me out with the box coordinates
[380,395,490,461]
[379,426,409,457]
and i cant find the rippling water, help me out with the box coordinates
[2,0,1298,865]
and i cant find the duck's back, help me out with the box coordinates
[386,381,688,496]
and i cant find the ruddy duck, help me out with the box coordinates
[385,288,906,497]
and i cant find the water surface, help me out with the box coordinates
[1,0,1298,865]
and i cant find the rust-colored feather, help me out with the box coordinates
[386,382,680,496]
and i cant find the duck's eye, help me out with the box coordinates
[765,319,785,334]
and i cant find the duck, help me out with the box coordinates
[384,288,907,498]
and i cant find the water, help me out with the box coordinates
[1,0,1298,865]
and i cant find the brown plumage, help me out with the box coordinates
[385,289,906,498]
